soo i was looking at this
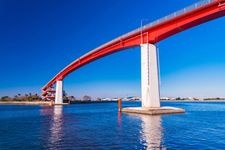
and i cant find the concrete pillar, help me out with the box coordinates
[141,43,160,107]
[55,80,63,104]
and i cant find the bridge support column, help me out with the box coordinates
[122,44,184,114]
[55,80,63,105]
[141,43,160,108]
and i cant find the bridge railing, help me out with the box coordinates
[124,0,214,38]
[88,0,214,58]
[79,1,215,63]
[43,0,217,90]
[60,1,216,78]
[149,0,214,27]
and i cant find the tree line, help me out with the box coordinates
[0,92,93,102]
[0,93,42,101]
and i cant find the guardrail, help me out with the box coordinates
[80,0,215,69]
[45,0,215,88]
[124,0,214,39]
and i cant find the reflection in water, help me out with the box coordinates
[117,112,122,127]
[130,114,164,149]
[48,105,63,148]
[141,115,164,149]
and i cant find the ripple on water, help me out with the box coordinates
[0,102,225,149]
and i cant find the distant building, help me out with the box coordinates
[123,96,140,101]
[101,98,111,101]
[161,97,170,100]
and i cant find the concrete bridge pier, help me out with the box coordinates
[141,43,160,108]
[55,80,63,105]
[122,43,184,115]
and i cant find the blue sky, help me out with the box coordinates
[0,0,225,98]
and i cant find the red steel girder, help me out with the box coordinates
[42,0,225,91]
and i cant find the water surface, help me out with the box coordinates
[0,101,225,149]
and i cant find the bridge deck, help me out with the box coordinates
[42,0,225,94]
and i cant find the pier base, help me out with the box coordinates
[122,107,185,115]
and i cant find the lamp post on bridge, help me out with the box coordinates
[141,19,148,44]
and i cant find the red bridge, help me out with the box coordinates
[42,0,225,106]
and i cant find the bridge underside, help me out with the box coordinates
[44,43,162,106]
[42,0,225,107]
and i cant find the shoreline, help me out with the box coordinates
[69,100,118,104]
[161,100,225,102]
[1,100,225,106]
[0,101,51,105]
